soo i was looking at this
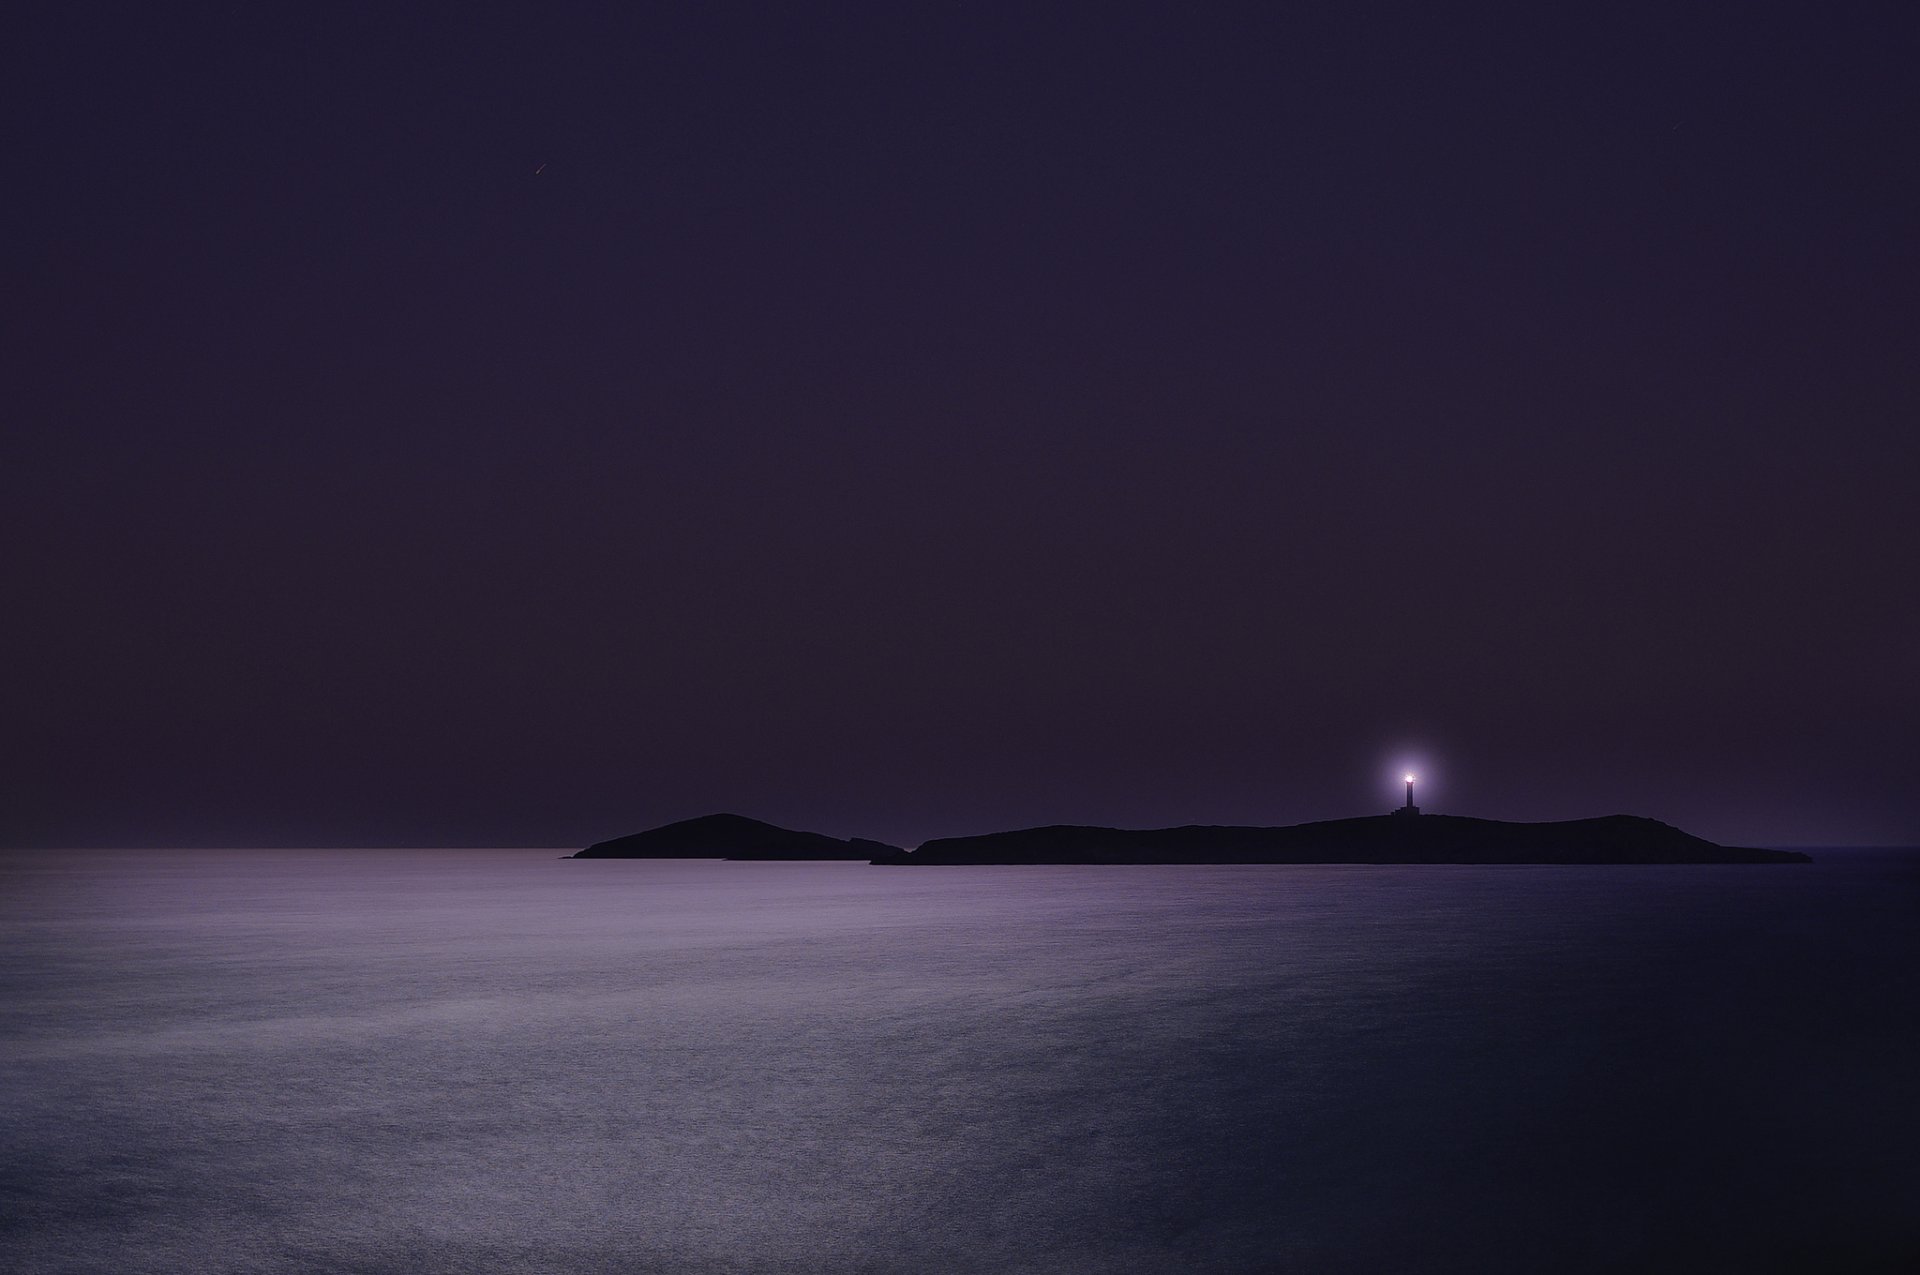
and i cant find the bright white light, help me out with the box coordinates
[1405,774,1416,784]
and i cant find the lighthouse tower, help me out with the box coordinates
[1393,773,1421,817]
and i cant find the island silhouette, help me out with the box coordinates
[573,813,900,860]
[573,810,1810,864]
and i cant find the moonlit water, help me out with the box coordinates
[3,849,1915,1273]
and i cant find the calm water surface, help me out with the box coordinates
[3,848,1915,1273]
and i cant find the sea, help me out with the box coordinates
[3,847,1915,1274]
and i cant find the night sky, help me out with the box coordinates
[7,2,1915,850]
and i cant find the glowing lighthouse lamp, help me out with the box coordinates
[1394,773,1421,818]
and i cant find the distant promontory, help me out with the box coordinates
[572,813,900,860]
[875,814,1811,866]
[574,811,1809,865]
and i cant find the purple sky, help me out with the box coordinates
[6,2,1916,849]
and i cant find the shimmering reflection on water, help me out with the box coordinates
[3,849,1915,1273]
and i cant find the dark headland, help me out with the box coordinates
[572,813,901,860]
[575,811,1808,864]
[876,814,1810,866]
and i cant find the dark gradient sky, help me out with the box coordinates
[6,2,1916,849]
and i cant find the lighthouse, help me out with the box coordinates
[1394,773,1421,817]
